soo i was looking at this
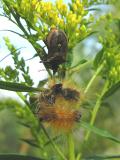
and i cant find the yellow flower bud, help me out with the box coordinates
[73,3,77,11]
[59,19,64,28]
[77,15,82,23]
[51,24,56,29]
[80,25,86,32]
[71,14,77,23]
[76,0,80,6]
[46,2,52,11]
[44,25,48,32]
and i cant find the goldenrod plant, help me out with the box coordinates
[0,0,120,160]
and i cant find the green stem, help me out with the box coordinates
[67,132,75,160]
[17,92,30,107]
[69,60,93,77]
[51,140,67,160]
[11,11,29,36]
[30,42,52,77]
[41,125,67,160]
[85,80,109,141]
[84,63,104,94]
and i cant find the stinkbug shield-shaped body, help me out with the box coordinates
[44,28,68,74]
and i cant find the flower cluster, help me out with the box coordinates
[104,48,120,86]
[35,0,89,48]
[97,14,120,86]
[12,0,38,23]
[3,0,92,49]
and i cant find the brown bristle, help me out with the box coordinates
[37,106,81,131]
[35,83,82,132]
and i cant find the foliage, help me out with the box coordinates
[0,0,120,160]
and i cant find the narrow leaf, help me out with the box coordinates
[0,47,25,62]
[84,155,120,160]
[25,53,38,61]
[94,48,104,68]
[70,59,87,69]
[86,8,101,12]
[102,81,120,100]
[17,121,31,128]
[0,29,24,37]
[0,80,40,92]
[0,154,44,160]
[38,79,48,88]
[20,138,40,148]
[81,121,120,143]
[44,135,60,146]
[80,31,98,42]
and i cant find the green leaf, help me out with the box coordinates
[0,154,44,160]
[94,48,104,68]
[0,29,24,38]
[70,59,87,69]
[20,138,40,148]
[81,121,120,143]
[79,31,98,42]
[0,80,40,92]
[44,135,60,147]
[38,79,48,88]
[17,121,31,128]
[87,8,101,12]
[84,155,120,160]
[4,66,19,80]
[102,81,120,100]
[66,49,73,68]
[25,53,38,61]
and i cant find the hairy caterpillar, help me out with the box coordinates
[35,84,81,132]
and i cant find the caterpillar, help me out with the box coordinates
[35,84,81,132]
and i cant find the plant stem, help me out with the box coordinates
[84,80,109,141]
[84,63,104,94]
[67,132,75,160]
[51,140,67,160]
[69,60,93,77]
[41,125,67,160]
[17,92,30,107]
